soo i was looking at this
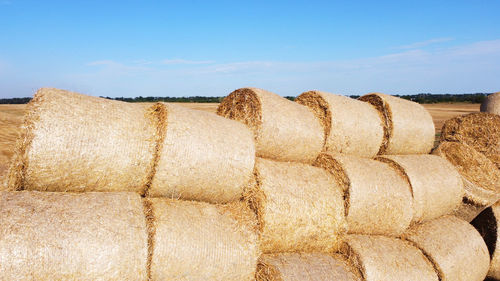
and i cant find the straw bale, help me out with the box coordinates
[296,91,384,157]
[481,92,500,115]
[403,215,490,281]
[340,234,439,281]
[0,191,148,280]
[471,201,500,280]
[441,112,500,169]
[247,157,346,253]
[148,102,255,203]
[314,153,413,236]
[217,88,323,163]
[256,253,362,281]
[358,92,435,154]
[7,88,157,194]
[148,198,259,281]
[433,141,500,221]
[376,154,464,223]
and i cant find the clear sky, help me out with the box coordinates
[1,0,499,98]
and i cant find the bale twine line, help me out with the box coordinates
[143,103,168,197]
[142,198,157,281]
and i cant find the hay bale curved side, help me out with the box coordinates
[358,92,435,155]
[247,158,346,253]
[440,112,500,169]
[7,88,157,193]
[256,253,362,281]
[0,191,148,280]
[149,199,260,281]
[296,91,383,157]
[340,234,439,281]
[403,215,490,281]
[432,141,500,221]
[149,102,255,203]
[376,154,464,223]
[314,153,413,236]
[481,92,500,115]
[217,88,323,163]
[471,202,500,280]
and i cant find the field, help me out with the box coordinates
[0,102,480,180]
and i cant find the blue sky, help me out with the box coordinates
[1,0,499,98]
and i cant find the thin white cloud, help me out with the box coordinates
[161,58,215,65]
[86,60,119,66]
[68,39,500,97]
[396,37,454,49]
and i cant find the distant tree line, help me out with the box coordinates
[0,93,491,104]
[0,97,32,104]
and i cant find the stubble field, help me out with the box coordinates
[0,102,480,180]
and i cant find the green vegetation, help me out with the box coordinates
[0,93,491,104]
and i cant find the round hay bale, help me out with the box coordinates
[7,88,157,194]
[0,191,148,280]
[481,92,500,115]
[148,102,255,203]
[148,198,259,281]
[256,253,362,281]
[402,215,490,281]
[440,112,500,169]
[340,234,439,281]
[314,153,413,236]
[295,91,384,157]
[247,157,346,253]
[432,141,500,221]
[376,154,464,223]
[358,92,435,155]
[217,88,323,163]
[471,201,500,280]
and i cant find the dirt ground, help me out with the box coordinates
[0,102,480,180]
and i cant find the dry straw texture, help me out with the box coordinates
[471,201,500,280]
[403,215,490,281]
[481,92,500,115]
[358,92,435,155]
[0,191,148,280]
[148,198,259,281]
[295,91,384,157]
[440,112,500,169]
[256,253,362,281]
[217,88,323,163]
[433,141,500,221]
[7,88,157,194]
[340,234,439,281]
[376,154,464,223]
[247,157,346,253]
[149,102,255,203]
[314,153,413,236]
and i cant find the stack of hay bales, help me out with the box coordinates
[1,87,497,280]
[7,88,256,203]
[217,89,483,280]
[2,88,261,280]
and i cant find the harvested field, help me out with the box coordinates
[0,102,479,181]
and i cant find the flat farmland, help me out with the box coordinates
[0,102,480,180]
